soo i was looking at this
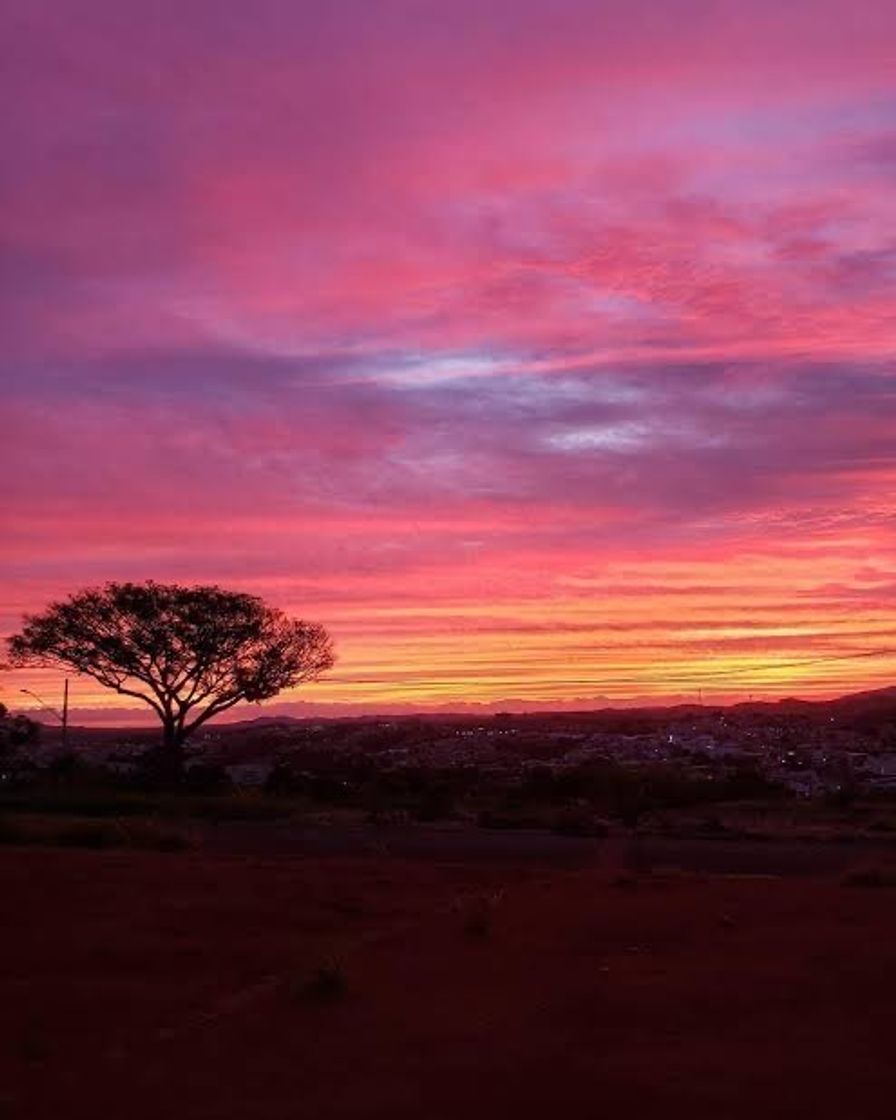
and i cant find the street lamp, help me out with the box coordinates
[20,679,69,748]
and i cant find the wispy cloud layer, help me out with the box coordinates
[3,1,896,715]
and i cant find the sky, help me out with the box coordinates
[3,0,896,722]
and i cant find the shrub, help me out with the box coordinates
[455,889,504,937]
[54,820,124,848]
[550,808,610,838]
[264,760,308,796]
[413,784,456,822]
[0,814,193,851]
[477,808,544,830]
[0,790,156,817]
[289,959,347,1001]
[119,819,195,851]
[182,764,233,795]
[842,866,896,888]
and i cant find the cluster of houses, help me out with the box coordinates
[194,711,896,798]
[10,707,896,800]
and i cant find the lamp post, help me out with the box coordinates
[20,679,69,748]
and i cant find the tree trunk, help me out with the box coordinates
[157,719,186,786]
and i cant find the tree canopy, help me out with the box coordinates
[7,581,335,764]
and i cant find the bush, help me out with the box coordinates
[182,764,233,795]
[0,790,157,817]
[0,814,193,851]
[454,889,504,937]
[550,809,610,838]
[842,866,896,888]
[176,794,290,821]
[477,808,544,831]
[0,704,40,752]
[41,752,111,789]
[119,818,195,851]
[53,820,124,848]
[289,959,347,1001]
[413,784,456,822]
[264,760,307,796]
[0,757,39,790]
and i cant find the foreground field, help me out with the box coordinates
[3,848,896,1119]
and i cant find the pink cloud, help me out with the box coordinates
[3,1,896,715]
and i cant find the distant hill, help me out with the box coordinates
[36,683,896,743]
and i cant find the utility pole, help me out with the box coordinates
[20,679,70,746]
[62,677,69,750]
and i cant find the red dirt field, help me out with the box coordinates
[3,847,896,1120]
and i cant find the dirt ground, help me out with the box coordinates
[3,847,896,1120]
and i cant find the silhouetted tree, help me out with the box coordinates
[0,702,39,754]
[0,702,39,785]
[8,581,334,777]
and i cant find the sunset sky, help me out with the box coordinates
[4,0,896,721]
